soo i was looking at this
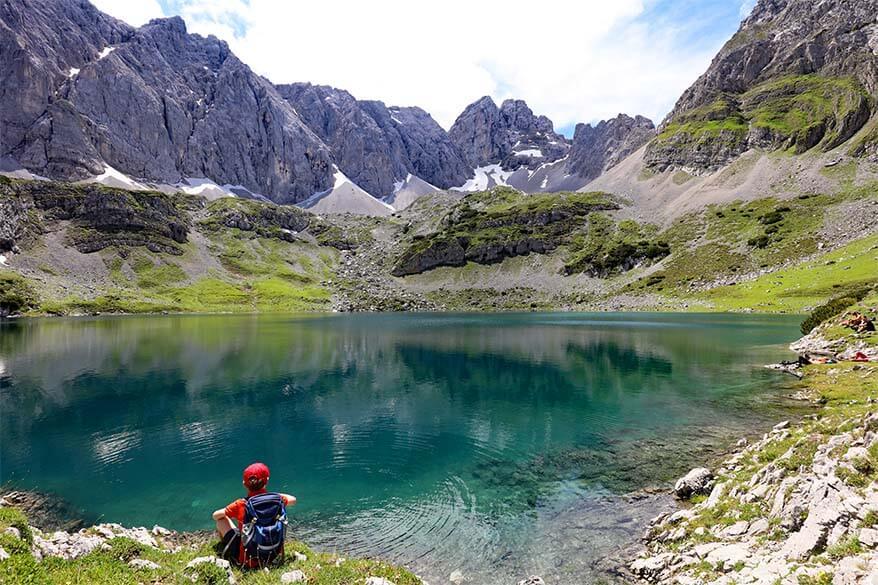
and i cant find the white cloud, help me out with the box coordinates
[89,0,736,130]
[90,0,164,27]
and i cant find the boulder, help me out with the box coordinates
[0,547,9,561]
[449,570,465,584]
[722,520,750,537]
[517,578,545,585]
[630,553,673,579]
[674,468,714,499]
[281,570,307,583]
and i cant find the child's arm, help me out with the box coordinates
[280,493,297,506]
[212,508,228,520]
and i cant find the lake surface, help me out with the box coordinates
[0,312,805,583]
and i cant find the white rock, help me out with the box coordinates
[292,551,307,562]
[860,527,878,547]
[832,555,868,585]
[693,542,722,559]
[184,556,236,585]
[128,558,161,570]
[722,520,750,537]
[630,553,674,578]
[4,527,21,539]
[773,420,791,431]
[282,570,308,583]
[706,481,727,508]
[706,544,750,572]
[675,468,713,499]
[151,525,172,536]
[748,518,770,535]
[516,578,545,585]
[449,570,465,584]
[0,547,9,561]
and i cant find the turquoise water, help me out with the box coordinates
[0,313,804,583]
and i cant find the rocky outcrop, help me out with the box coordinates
[200,198,318,242]
[391,190,619,276]
[645,0,878,172]
[277,84,470,198]
[673,467,714,500]
[633,408,878,584]
[566,114,655,182]
[2,0,335,204]
[448,97,570,171]
[2,178,191,254]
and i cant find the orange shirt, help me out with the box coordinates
[224,492,293,529]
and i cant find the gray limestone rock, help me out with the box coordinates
[674,467,714,499]
[2,1,335,204]
[645,0,878,172]
[277,83,470,197]
[565,114,655,182]
[448,97,570,171]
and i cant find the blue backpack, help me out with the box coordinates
[241,492,287,567]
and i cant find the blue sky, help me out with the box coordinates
[91,0,757,133]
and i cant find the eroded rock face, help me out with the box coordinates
[565,114,655,183]
[645,0,878,172]
[0,0,131,157]
[448,97,570,171]
[2,179,191,255]
[277,83,470,197]
[2,1,335,204]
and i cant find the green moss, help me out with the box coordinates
[564,214,669,276]
[0,507,32,543]
[654,75,871,156]
[0,271,38,316]
[798,572,834,585]
[744,75,871,151]
[826,536,862,560]
[0,535,421,585]
[393,188,620,276]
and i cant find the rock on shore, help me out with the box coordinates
[631,409,878,585]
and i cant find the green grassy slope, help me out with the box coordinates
[0,507,419,585]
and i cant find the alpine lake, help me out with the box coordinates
[0,312,810,584]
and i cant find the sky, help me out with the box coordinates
[90,0,758,136]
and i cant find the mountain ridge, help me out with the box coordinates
[0,0,656,210]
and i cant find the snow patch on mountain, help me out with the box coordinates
[451,164,514,192]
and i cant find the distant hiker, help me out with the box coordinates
[213,462,297,568]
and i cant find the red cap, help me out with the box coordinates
[243,462,270,483]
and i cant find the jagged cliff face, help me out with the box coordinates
[448,97,570,171]
[0,0,131,162]
[2,0,335,204]
[276,83,470,197]
[645,0,878,172]
[566,115,656,183]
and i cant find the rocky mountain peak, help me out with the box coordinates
[645,0,878,172]
[449,96,570,172]
[277,83,469,198]
[565,114,655,182]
